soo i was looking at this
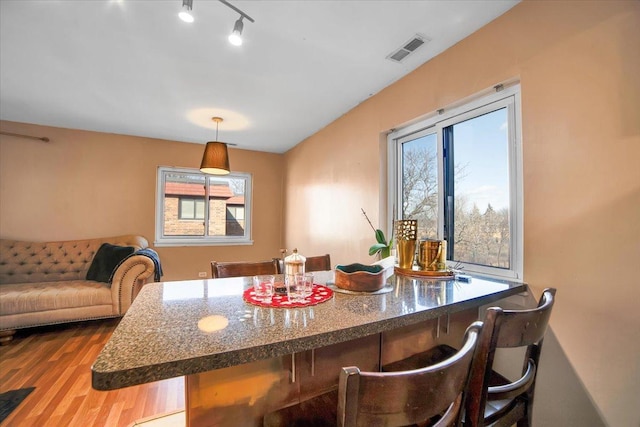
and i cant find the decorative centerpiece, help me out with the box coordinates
[418,239,447,271]
[334,263,386,292]
[393,220,454,279]
[395,219,417,269]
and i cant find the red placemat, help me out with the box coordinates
[243,284,333,308]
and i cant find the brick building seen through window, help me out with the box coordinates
[163,181,245,237]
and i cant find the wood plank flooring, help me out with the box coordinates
[0,319,184,427]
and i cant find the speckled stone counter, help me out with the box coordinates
[92,272,525,391]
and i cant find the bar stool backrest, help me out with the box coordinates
[337,321,482,427]
[465,288,557,427]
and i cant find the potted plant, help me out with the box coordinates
[361,208,393,259]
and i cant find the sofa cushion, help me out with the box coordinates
[86,243,135,283]
[0,280,113,316]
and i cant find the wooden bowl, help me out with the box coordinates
[334,263,386,292]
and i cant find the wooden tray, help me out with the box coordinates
[394,266,455,278]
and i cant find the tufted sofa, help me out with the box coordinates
[0,235,158,344]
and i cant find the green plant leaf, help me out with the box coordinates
[375,229,387,244]
[380,247,391,258]
[369,243,386,256]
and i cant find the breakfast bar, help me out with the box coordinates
[92,271,526,426]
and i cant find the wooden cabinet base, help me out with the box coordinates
[185,335,380,427]
[180,310,476,427]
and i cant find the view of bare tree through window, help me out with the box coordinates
[401,133,438,239]
[451,109,510,268]
[400,108,511,269]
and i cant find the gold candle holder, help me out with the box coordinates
[418,239,447,271]
[395,220,417,269]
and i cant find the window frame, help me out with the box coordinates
[155,166,253,247]
[387,84,523,280]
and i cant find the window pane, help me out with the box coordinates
[208,177,246,237]
[180,199,195,219]
[164,173,205,236]
[450,108,510,268]
[235,207,244,221]
[195,199,205,220]
[401,132,438,239]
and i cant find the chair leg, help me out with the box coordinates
[517,410,531,427]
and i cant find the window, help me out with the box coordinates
[388,85,522,280]
[179,197,205,220]
[155,167,253,246]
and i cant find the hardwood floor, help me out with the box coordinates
[0,319,184,427]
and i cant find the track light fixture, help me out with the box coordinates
[178,0,255,45]
[219,0,255,46]
[228,16,244,46]
[178,0,194,23]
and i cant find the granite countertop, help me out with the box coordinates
[91,271,525,390]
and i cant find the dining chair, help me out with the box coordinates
[263,321,483,427]
[210,259,281,278]
[463,288,556,427]
[275,252,332,274]
[304,254,332,272]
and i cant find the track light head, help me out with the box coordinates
[179,0,194,23]
[228,16,244,46]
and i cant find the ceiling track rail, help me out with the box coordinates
[0,131,50,142]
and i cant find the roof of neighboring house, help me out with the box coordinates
[165,182,234,198]
[226,196,245,205]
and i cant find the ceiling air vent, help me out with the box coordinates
[386,34,429,63]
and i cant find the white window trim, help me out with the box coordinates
[387,84,523,281]
[155,166,254,247]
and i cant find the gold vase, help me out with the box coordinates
[397,240,417,269]
[395,219,418,269]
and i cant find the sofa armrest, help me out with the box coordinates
[110,255,156,314]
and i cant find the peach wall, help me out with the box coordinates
[284,1,639,426]
[0,121,285,281]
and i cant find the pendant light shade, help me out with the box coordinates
[200,117,230,175]
[200,141,230,175]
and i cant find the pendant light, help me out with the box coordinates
[200,117,230,175]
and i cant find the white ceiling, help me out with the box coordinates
[0,0,518,153]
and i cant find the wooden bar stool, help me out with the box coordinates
[210,259,281,278]
[464,288,556,427]
[264,321,483,427]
